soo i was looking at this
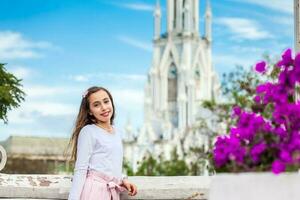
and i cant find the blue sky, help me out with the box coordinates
[0,0,294,141]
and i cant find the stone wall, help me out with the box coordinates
[1,173,300,200]
[0,174,210,200]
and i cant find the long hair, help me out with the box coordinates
[67,86,115,161]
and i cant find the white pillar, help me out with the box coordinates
[154,1,161,40]
[155,74,160,111]
[194,0,199,34]
[183,0,191,36]
[167,0,174,33]
[176,0,183,32]
[205,0,212,42]
[187,82,195,126]
[177,70,187,130]
[295,0,300,53]
[161,74,167,111]
[295,1,300,101]
[178,97,187,130]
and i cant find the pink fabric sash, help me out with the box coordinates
[80,170,126,200]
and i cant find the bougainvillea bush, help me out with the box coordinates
[213,49,300,174]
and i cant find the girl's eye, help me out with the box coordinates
[104,100,109,104]
[94,104,99,107]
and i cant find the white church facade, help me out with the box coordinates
[123,0,220,172]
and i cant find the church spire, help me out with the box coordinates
[154,0,161,39]
[183,0,192,35]
[205,0,212,42]
[167,0,174,33]
[176,0,183,32]
[193,0,200,34]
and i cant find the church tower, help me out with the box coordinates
[145,0,219,133]
[124,0,220,166]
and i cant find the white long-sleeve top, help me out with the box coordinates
[68,124,124,200]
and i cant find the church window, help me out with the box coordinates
[174,0,177,28]
[168,63,177,102]
[195,69,200,79]
[168,63,178,128]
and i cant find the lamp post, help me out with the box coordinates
[295,0,300,53]
[295,0,300,101]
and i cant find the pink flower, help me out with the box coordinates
[232,106,241,116]
[272,160,285,174]
[277,48,293,68]
[254,61,267,73]
[253,95,261,103]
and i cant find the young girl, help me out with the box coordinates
[68,86,137,200]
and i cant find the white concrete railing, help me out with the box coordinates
[0,144,209,199]
[0,173,210,200]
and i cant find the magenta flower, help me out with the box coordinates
[294,53,300,69]
[279,150,292,163]
[253,95,261,103]
[256,82,273,94]
[277,48,293,68]
[272,160,286,174]
[213,48,300,174]
[250,142,267,163]
[232,106,241,116]
[254,61,267,73]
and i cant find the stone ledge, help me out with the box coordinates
[209,172,300,200]
[0,174,211,200]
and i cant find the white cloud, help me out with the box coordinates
[7,66,34,79]
[68,72,146,83]
[71,75,89,82]
[213,53,257,72]
[2,111,75,140]
[117,36,152,52]
[270,16,293,27]
[112,2,154,11]
[25,102,77,116]
[9,101,76,120]
[112,88,144,108]
[24,85,81,98]
[231,0,293,14]
[24,86,64,98]
[216,17,273,40]
[0,31,55,60]
[107,73,146,82]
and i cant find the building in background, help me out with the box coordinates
[1,136,71,174]
[123,0,220,172]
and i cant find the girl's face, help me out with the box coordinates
[88,90,113,125]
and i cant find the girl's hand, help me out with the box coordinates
[121,179,137,196]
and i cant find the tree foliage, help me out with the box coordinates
[134,148,190,176]
[0,63,25,123]
[203,55,279,133]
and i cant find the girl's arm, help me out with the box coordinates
[121,179,138,196]
[68,127,93,200]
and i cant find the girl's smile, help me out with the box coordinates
[88,90,114,126]
[100,111,110,117]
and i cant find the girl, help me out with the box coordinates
[68,86,137,200]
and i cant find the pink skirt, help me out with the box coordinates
[80,170,126,200]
